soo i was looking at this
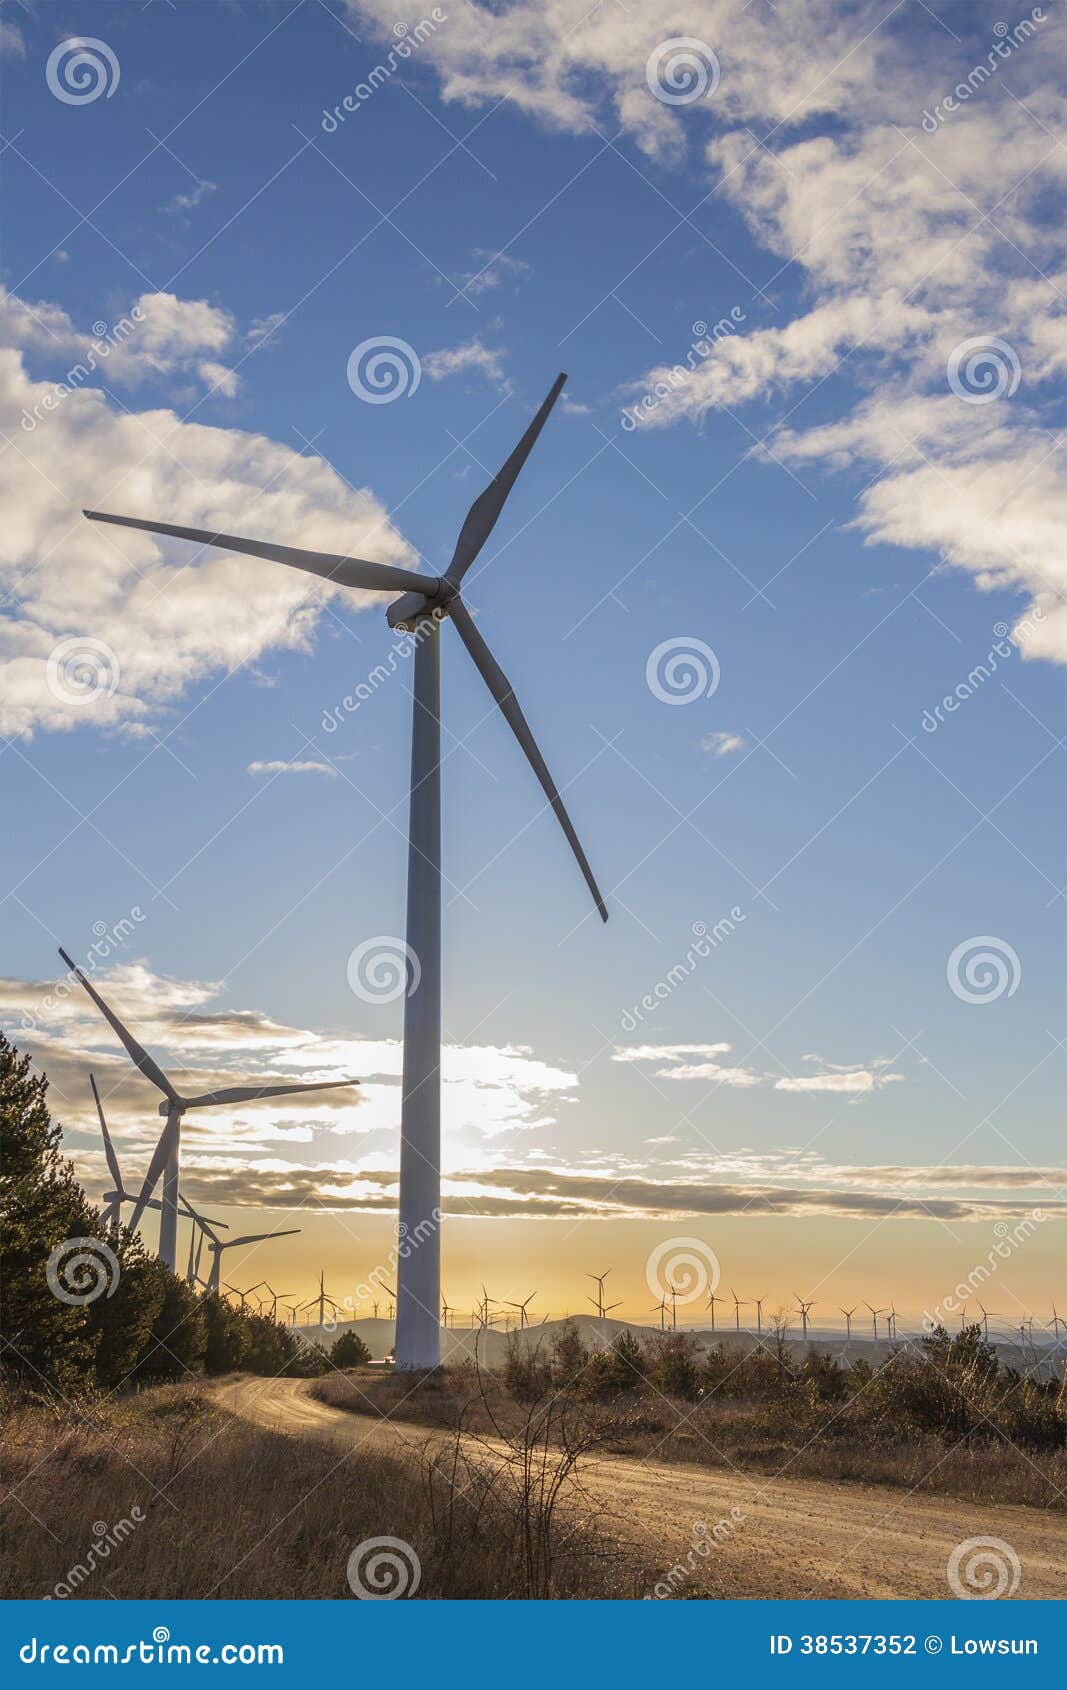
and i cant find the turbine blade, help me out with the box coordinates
[178,1078,359,1109]
[89,1072,123,1191]
[445,374,566,584]
[84,511,429,597]
[449,599,607,921]
[126,1113,180,1236]
[226,1230,300,1249]
[59,948,176,1100]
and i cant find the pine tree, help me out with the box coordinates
[330,1328,372,1368]
[0,1034,101,1392]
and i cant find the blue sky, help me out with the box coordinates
[1,0,1064,1325]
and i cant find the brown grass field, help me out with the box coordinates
[1,1384,650,1600]
[312,1365,1067,1512]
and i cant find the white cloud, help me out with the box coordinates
[346,0,1067,659]
[614,1041,903,1094]
[454,250,531,297]
[422,338,508,387]
[247,758,338,778]
[164,177,217,215]
[702,730,744,757]
[0,287,418,738]
[2,963,579,1211]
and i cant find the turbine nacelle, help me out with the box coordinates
[385,579,457,633]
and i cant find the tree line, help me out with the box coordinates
[0,1034,369,1398]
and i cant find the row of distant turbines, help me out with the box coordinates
[77,1041,1067,1345]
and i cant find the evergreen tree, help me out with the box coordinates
[0,1035,101,1392]
[330,1328,371,1368]
[134,1275,207,1382]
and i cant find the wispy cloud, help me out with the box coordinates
[702,731,744,757]
[422,337,508,388]
[247,759,338,779]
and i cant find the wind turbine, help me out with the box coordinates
[751,1295,764,1337]
[303,1268,340,1329]
[864,1301,885,1341]
[887,1303,898,1341]
[1051,1302,1064,1341]
[262,1283,293,1322]
[198,1225,298,1297]
[840,1306,857,1341]
[89,1073,227,1254]
[706,1289,722,1333]
[794,1294,814,1339]
[731,1290,746,1333]
[505,1293,537,1329]
[61,948,357,1272]
[440,1295,452,1329]
[84,373,606,1370]
[587,1270,612,1319]
[651,1297,668,1332]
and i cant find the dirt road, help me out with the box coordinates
[211,1375,1064,1600]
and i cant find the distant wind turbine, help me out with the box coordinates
[198,1223,299,1297]
[840,1306,857,1341]
[61,948,357,1272]
[794,1294,815,1338]
[864,1301,886,1341]
[505,1293,537,1330]
[84,372,606,1370]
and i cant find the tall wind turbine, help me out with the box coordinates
[506,1293,537,1330]
[198,1221,299,1297]
[60,948,358,1272]
[706,1289,722,1333]
[840,1305,857,1341]
[84,373,606,1370]
[864,1301,885,1341]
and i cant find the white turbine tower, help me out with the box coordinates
[62,949,358,1272]
[84,373,607,1370]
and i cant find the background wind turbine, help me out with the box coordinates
[840,1305,857,1341]
[794,1294,814,1338]
[706,1289,722,1333]
[91,1075,227,1256]
[864,1301,885,1340]
[505,1293,537,1330]
[85,373,606,1370]
[198,1224,299,1297]
[61,948,358,1272]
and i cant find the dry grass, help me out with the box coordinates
[0,1384,649,1600]
[313,1369,1067,1512]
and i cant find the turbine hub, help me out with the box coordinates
[386,576,456,633]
